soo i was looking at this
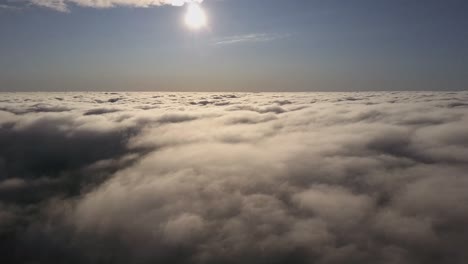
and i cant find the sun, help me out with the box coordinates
[185,3,207,30]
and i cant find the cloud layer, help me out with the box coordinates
[29,0,203,12]
[0,91,468,263]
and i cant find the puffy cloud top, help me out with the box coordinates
[0,91,468,264]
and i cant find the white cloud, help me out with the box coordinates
[0,91,468,263]
[29,0,203,12]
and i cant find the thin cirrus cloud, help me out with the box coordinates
[0,4,16,9]
[213,33,288,45]
[0,3,22,11]
[29,0,203,12]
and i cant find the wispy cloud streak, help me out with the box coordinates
[213,33,288,45]
[0,3,22,11]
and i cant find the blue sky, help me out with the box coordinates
[1,0,468,91]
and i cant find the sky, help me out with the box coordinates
[1,0,468,91]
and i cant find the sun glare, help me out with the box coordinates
[185,3,207,30]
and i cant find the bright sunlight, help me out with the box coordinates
[185,3,207,30]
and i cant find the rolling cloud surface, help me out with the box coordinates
[0,92,468,263]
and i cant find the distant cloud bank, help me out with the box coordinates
[0,92,468,263]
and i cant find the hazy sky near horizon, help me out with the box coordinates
[1,0,468,91]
